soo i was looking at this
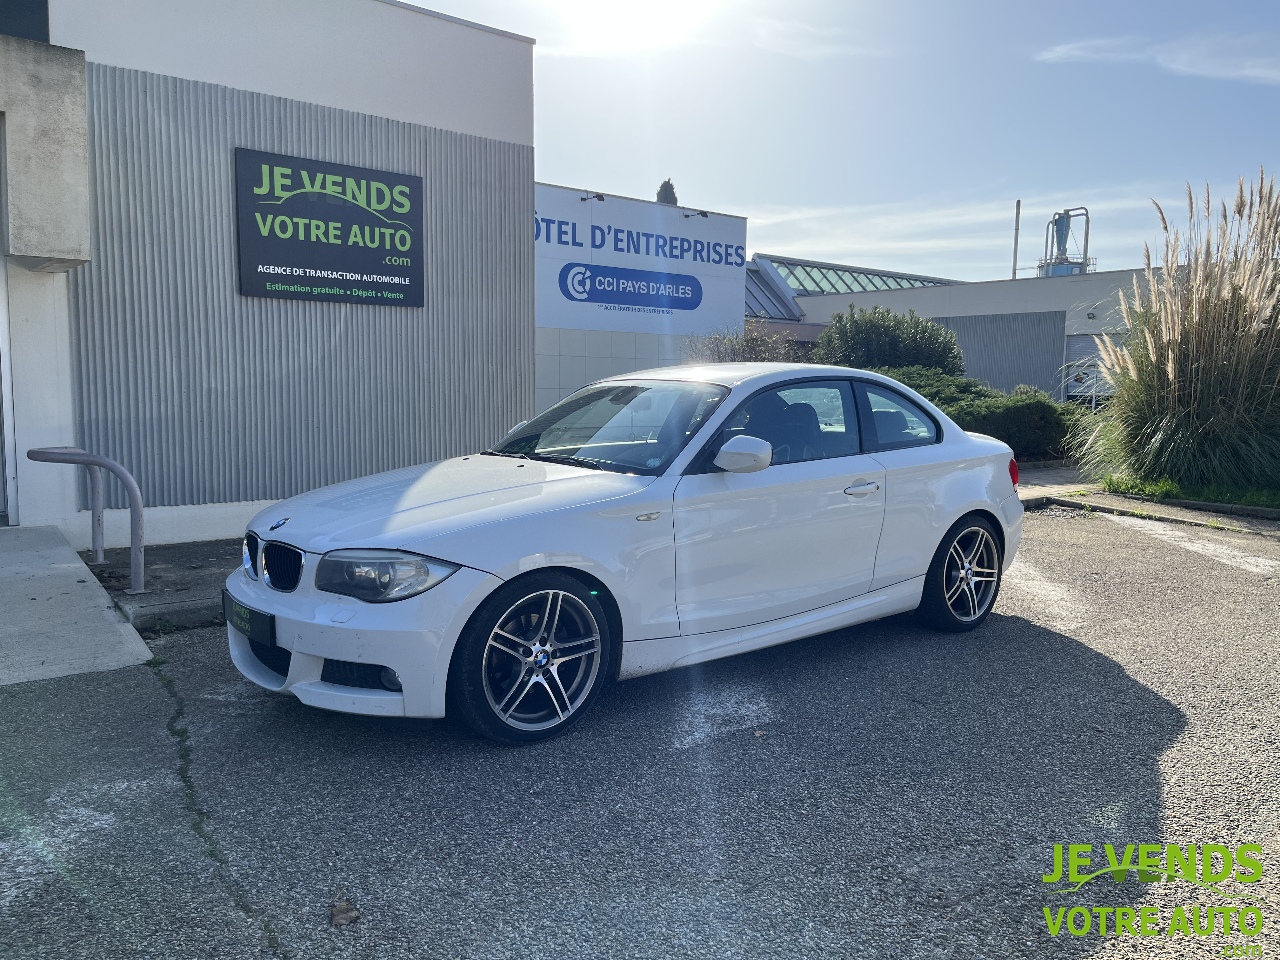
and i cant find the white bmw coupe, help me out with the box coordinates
[225,363,1022,743]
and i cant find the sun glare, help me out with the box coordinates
[538,0,730,57]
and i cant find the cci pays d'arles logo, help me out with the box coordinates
[1039,841,1265,944]
[558,262,703,311]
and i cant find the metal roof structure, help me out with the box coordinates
[745,260,803,321]
[746,254,958,321]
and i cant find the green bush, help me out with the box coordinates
[813,307,964,375]
[873,366,1073,459]
[946,393,1072,460]
[872,366,1002,406]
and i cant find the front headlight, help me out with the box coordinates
[315,550,458,603]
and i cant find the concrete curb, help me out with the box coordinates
[1024,496,1253,533]
[116,595,224,633]
[1160,497,1280,521]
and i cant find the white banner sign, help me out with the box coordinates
[535,183,747,335]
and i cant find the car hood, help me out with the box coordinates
[249,455,655,555]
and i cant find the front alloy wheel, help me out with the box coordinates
[451,573,614,743]
[918,515,1003,632]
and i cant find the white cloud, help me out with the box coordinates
[750,17,883,60]
[1036,35,1280,85]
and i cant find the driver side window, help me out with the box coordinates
[712,380,859,468]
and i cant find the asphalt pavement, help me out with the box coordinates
[1,508,1277,959]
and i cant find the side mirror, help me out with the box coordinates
[713,434,772,473]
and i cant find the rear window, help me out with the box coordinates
[856,383,939,451]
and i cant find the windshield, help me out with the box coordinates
[489,380,728,475]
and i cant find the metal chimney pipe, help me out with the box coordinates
[1080,207,1091,272]
[1012,200,1021,279]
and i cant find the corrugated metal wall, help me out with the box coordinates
[932,311,1066,397]
[68,64,533,508]
[1066,332,1103,364]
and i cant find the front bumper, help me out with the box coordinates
[224,561,501,718]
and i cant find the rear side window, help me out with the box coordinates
[856,382,939,451]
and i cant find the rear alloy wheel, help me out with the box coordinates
[917,515,1003,632]
[450,573,614,744]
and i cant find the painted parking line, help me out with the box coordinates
[1002,559,1086,630]
[1105,514,1280,576]
[671,684,776,750]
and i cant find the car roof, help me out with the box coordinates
[599,362,886,389]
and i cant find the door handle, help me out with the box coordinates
[844,481,880,496]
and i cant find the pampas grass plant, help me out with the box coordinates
[1072,171,1280,489]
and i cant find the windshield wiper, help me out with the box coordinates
[527,453,606,470]
[482,449,608,470]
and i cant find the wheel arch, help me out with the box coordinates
[445,566,626,694]
[916,507,1006,632]
[540,566,625,680]
[924,506,1007,580]
[957,507,1006,558]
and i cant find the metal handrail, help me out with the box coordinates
[26,447,147,594]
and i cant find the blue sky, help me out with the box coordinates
[422,1,1279,280]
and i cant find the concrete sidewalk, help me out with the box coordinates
[1017,463,1097,501]
[0,526,152,685]
[1016,464,1280,538]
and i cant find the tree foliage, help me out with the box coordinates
[812,306,965,376]
[687,324,809,363]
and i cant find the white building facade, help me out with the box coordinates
[1,0,535,546]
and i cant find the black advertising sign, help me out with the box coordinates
[235,148,424,307]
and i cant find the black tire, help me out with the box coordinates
[916,514,1004,632]
[448,571,616,745]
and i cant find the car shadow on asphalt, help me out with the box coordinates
[183,610,1186,959]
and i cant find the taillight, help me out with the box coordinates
[1009,458,1019,487]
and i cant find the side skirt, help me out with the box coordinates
[618,576,925,679]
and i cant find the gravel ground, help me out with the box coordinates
[1,509,1276,959]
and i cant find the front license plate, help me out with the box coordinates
[223,589,275,646]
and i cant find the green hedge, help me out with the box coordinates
[946,394,1072,460]
[812,307,965,375]
[873,366,1002,405]
[874,366,1074,460]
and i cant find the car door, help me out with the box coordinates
[854,380,952,590]
[672,379,887,635]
